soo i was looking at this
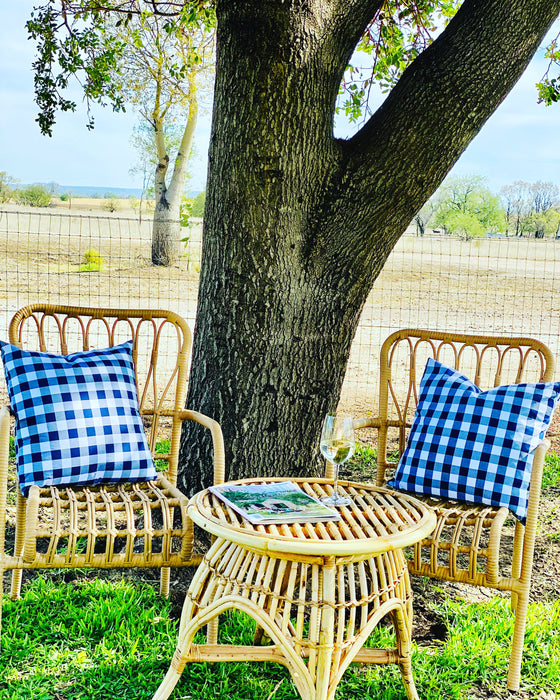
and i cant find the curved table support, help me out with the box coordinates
[152,536,420,700]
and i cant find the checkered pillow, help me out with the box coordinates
[387,358,560,523]
[1,340,156,496]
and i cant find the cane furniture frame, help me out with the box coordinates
[151,477,436,700]
[354,328,555,692]
[0,304,225,625]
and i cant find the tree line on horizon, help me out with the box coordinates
[0,171,206,220]
[415,174,560,240]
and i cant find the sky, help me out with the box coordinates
[1,4,559,195]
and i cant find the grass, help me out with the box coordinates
[0,575,559,699]
[78,249,104,273]
[0,445,557,699]
[154,438,170,472]
[543,452,560,493]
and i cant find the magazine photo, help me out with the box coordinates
[208,481,342,525]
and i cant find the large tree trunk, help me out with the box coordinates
[178,0,560,495]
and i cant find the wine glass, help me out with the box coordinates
[319,413,355,507]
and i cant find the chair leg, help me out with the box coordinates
[159,567,171,597]
[0,567,4,644]
[10,493,26,600]
[510,522,525,613]
[10,569,23,601]
[507,587,530,692]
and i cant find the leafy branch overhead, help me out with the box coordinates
[538,33,560,105]
[26,0,216,136]
[339,0,462,122]
[26,1,560,137]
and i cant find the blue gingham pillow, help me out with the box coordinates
[1,340,156,496]
[388,358,560,523]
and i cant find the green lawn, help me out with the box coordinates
[0,451,558,699]
[0,576,558,699]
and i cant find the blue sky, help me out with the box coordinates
[1,4,559,195]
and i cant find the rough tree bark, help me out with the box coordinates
[178,0,560,495]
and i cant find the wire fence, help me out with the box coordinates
[2,206,560,418]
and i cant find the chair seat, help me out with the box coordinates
[404,493,512,587]
[5,474,198,571]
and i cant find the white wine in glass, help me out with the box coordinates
[319,413,355,507]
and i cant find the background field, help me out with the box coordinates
[2,203,560,421]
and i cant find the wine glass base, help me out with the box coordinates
[320,494,352,508]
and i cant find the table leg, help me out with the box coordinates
[152,542,421,700]
[392,598,420,700]
[315,557,336,700]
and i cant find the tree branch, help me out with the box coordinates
[338,0,560,250]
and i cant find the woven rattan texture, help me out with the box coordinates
[191,478,436,556]
[355,328,555,691]
[152,479,436,700]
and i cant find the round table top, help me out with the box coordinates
[187,477,436,558]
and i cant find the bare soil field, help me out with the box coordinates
[50,196,146,216]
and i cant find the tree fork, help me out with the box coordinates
[178,0,560,495]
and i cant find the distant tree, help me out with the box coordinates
[525,208,560,238]
[113,10,213,264]
[529,180,559,214]
[440,173,487,212]
[413,198,437,236]
[444,210,485,239]
[102,193,119,212]
[27,1,215,266]
[15,184,52,208]
[0,172,17,203]
[190,190,206,218]
[500,181,530,236]
[500,180,559,237]
[433,175,505,239]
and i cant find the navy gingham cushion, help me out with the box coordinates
[0,340,156,496]
[388,358,560,523]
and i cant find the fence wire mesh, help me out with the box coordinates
[1,208,559,419]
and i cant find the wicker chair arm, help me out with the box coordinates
[354,416,405,431]
[525,438,549,528]
[353,416,382,430]
[178,410,226,485]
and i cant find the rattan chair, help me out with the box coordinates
[0,305,225,623]
[354,328,555,692]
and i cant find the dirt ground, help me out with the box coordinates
[3,204,560,415]
[1,204,560,697]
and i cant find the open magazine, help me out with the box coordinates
[208,480,341,525]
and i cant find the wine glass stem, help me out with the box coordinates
[331,462,339,497]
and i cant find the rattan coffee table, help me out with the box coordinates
[151,477,436,700]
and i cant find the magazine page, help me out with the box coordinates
[208,481,341,525]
